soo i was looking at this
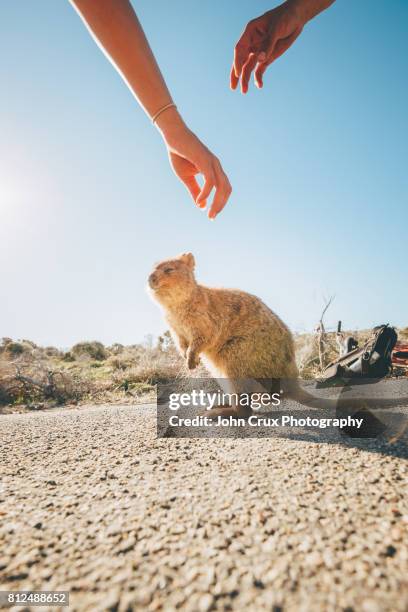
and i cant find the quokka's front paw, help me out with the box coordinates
[187,353,200,370]
[180,344,188,359]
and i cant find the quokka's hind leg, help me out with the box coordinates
[199,378,250,419]
[201,378,269,420]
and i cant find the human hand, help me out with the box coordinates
[156,110,232,220]
[231,0,306,93]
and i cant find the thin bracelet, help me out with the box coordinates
[151,102,177,124]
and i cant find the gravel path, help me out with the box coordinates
[0,401,407,612]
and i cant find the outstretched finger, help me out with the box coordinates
[230,63,239,90]
[254,60,269,89]
[208,163,232,220]
[241,53,257,94]
[233,41,250,80]
[196,171,215,208]
[183,175,202,206]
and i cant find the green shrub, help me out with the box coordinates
[71,341,107,361]
[45,346,61,357]
[6,342,25,356]
[0,385,11,405]
[21,339,37,349]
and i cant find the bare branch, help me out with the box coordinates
[316,295,335,371]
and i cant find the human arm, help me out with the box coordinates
[70,0,231,219]
[231,0,335,93]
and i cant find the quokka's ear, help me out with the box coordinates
[179,252,195,270]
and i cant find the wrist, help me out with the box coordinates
[288,0,333,24]
[154,106,187,142]
[284,0,308,25]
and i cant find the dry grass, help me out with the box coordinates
[295,328,376,379]
[0,333,185,412]
[1,327,405,412]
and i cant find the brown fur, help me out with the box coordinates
[148,253,408,439]
[148,253,298,379]
[149,253,299,418]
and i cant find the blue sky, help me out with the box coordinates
[0,0,407,347]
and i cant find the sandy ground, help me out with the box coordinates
[0,395,407,612]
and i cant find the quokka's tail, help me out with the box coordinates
[285,380,408,441]
[286,379,408,412]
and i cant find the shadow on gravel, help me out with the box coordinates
[270,380,408,459]
[265,408,408,461]
[161,403,408,459]
[158,378,408,459]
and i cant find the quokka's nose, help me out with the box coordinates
[148,273,157,288]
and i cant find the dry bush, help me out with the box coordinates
[294,334,321,379]
[399,327,408,341]
[44,346,62,357]
[0,354,95,407]
[0,361,15,405]
[295,327,403,379]
[295,332,348,379]
[2,324,405,410]
[1,335,187,409]
[111,351,185,389]
[108,354,135,371]
[106,345,146,371]
[108,343,125,355]
[72,341,107,361]
[0,338,35,360]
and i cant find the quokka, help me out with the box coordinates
[148,252,407,437]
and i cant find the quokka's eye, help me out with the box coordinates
[164,268,174,274]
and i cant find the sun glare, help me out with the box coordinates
[0,175,24,214]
